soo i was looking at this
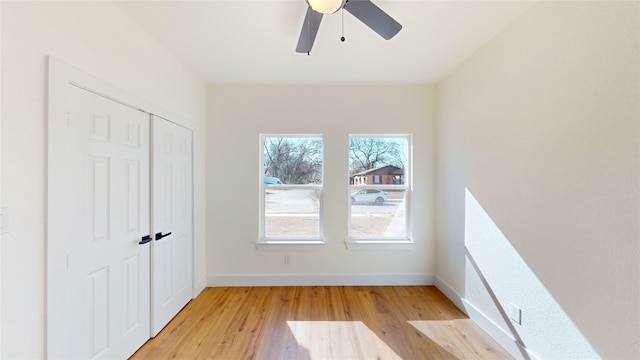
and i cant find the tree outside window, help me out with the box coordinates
[260,136,323,241]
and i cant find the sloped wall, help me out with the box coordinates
[437,1,639,358]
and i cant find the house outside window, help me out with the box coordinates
[352,165,404,185]
[349,135,411,241]
[259,135,323,243]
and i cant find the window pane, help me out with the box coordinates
[350,189,406,238]
[265,189,320,237]
[264,137,323,185]
[349,137,407,185]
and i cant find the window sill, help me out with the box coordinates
[345,240,415,250]
[255,240,325,251]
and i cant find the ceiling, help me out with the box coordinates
[114,0,536,85]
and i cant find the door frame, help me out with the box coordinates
[47,57,199,358]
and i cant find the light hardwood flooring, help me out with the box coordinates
[130,286,512,359]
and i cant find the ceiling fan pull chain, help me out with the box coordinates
[341,5,346,42]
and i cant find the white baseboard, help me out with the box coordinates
[433,276,466,313]
[462,299,539,360]
[207,273,435,287]
[194,275,207,297]
[433,277,537,360]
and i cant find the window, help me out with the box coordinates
[349,135,411,242]
[260,135,323,243]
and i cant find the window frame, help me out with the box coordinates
[258,134,325,247]
[347,134,413,247]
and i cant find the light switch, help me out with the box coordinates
[0,207,10,234]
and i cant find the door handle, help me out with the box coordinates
[155,232,172,241]
[139,235,152,245]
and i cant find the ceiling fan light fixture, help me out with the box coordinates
[297,0,402,53]
[307,0,345,14]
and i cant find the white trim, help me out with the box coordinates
[189,128,200,299]
[462,299,539,360]
[434,276,466,312]
[255,240,326,251]
[53,60,195,130]
[207,273,435,287]
[47,56,75,360]
[195,275,207,297]
[345,240,415,250]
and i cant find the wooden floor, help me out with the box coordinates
[130,286,512,359]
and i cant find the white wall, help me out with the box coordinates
[437,1,639,359]
[0,2,206,358]
[207,86,436,284]
[0,3,3,357]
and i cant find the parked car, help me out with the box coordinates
[351,189,387,205]
[264,176,284,185]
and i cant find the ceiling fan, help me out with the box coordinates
[296,0,402,54]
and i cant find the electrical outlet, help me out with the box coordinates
[509,303,522,325]
[284,254,291,265]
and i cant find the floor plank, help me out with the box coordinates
[130,286,512,360]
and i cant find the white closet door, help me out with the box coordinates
[52,85,151,359]
[151,116,194,336]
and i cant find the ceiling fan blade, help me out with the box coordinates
[344,0,402,40]
[296,7,323,53]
